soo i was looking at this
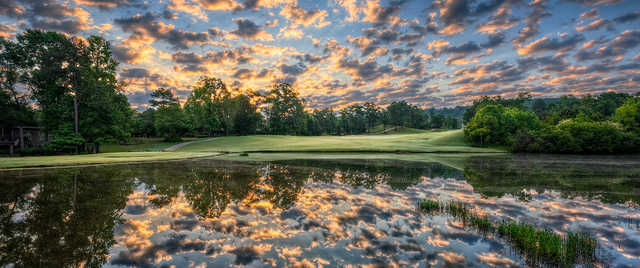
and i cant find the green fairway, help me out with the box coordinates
[0,130,504,169]
[101,137,200,153]
[178,130,500,153]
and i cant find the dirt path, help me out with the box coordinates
[163,138,215,152]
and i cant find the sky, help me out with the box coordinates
[1,0,639,110]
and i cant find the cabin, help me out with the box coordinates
[0,126,49,156]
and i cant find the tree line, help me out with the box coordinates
[133,78,461,141]
[464,92,640,153]
[1,30,459,155]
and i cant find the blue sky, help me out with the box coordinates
[1,0,639,110]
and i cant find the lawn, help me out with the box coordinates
[101,137,200,153]
[0,152,220,169]
[178,130,501,153]
[0,130,504,169]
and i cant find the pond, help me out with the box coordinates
[1,155,639,267]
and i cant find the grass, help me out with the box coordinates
[419,199,440,213]
[419,199,599,267]
[0,152,220,169]
[179,130,501,154]
[101,137,200,153]
[0,130,506,169]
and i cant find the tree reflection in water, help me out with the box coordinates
[0,168,134,267]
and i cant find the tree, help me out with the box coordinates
[463,93,531,123]
[231,94,262,135]
[613,97,640,134]
[150,88,189,141]
[132,109,156,137]
[265,83,305,135]
[464,104,540,146]
[1,30,133,153]
[386,101,412,127]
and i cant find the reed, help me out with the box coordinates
[418,198,598,266]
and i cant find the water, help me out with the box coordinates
[1,155,639,267]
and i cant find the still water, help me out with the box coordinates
[1,155,639,267]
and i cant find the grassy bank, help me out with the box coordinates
[0,152,220,170]
[0,130,505,169]
[101,137,200,153]
[179,130,501,153]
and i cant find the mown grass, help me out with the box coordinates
[0,152,219,169]
[101,137,200,153]
[419,199,599,267]
[179,130,502,154]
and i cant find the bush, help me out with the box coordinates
[465,104,540,146]
[613,97,640,134]
[46,125,85,153]
[17,146,55,155]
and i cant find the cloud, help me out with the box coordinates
[0,24,16,38]
[517,34,585,55]
[114,12,210,49]
[576,18,612,31]
[430,33,504,65]
[477,5,519,33]
[334,0,361,22]
[338,57,394,81]
[8,0,94,33]
[171,47,254,72]
[230,18,273,40]
[0,0,26,17]
[362,0,408,26]
[574,30,640,61]
[75,0,134,9]
[512,0,550,46]
[562,0,623,6]
[578,8,599,21]
[434,0,521,35]
[613,11,640,23]
[279,4,330,28]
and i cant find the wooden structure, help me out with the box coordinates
[1,126,48,156]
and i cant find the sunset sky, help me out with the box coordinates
[1,0,639,110]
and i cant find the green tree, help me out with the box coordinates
[463,93,531,123]
[1,30,133,153]
[150,88,189,141]
[265,83,305,135]
[464,104,540,146]
[613,97,640,134]
[386,101,412,127]
[184,77,231,136]
[231,94,262,135]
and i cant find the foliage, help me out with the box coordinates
[464,92,640,154]
[46,124,85,153]
[464,104,540,146]
[265,83,306,135]
[150,88,189,141]
[613,97,640,134]
[1,30,133,153]
[463,93,531,123]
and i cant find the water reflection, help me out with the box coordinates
[0,156,638,267]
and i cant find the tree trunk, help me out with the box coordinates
[73,72,79,154]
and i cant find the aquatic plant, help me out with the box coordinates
[419,199,440,213]
[418,198,599,267]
